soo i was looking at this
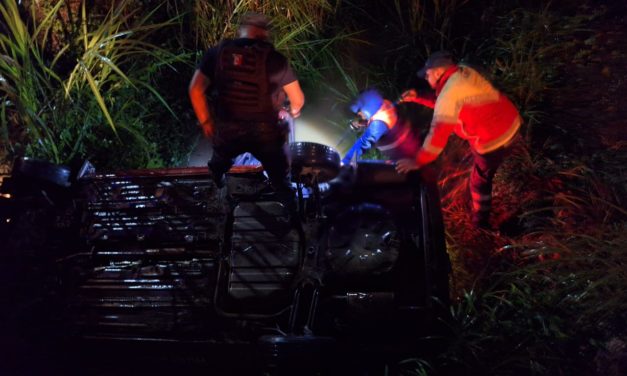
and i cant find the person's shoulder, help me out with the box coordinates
[458,62,491,76]
[458,63,496,85]
[445,65,480,89]
[209,38,235,53]
[457,64,479,78]
[238,38,275,49]
[263,42,283,56]
[220,38,243,47]
[257,40,275,49]
[266,45,289,64]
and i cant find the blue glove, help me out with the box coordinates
[342,120,388,164]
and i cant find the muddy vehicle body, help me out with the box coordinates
[0,143,450,373]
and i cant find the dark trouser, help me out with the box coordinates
[209,120,292,197]
[469,144,513,226]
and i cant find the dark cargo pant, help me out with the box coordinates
[208,120,293,199]
[469,142,514,228]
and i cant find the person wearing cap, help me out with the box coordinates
[342,89,422,165]
[396,51,521,229]
[188,12,305,199]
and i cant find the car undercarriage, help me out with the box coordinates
[0,143,451,374]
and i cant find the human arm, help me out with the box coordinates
[395,120,456,173]
[398,89,436,109]
[397,78,461,173]
[341,120,389,165]
[283,80,305,118]
[188,69,214,138]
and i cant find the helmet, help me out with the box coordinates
[350,89,384,120]
[349,89,384,130]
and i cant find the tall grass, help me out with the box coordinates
[422,223,627,376]
[391,2,627,374]
[478,4,598,141]
[189,0,342,79]
[0,0,63,161]
[0,0,186,167]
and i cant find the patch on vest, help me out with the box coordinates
[232,53,243,66]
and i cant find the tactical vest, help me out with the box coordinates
[214,40,277,122]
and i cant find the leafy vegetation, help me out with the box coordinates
[414,1,627,374]
[0,0,192,169]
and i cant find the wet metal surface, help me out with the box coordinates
[69,168,225,341]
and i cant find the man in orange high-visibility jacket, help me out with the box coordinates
[396,51,521,229]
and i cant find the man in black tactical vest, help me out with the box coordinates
[189,12,305,201]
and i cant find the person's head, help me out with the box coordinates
[237,12,271,41]
[417,51,455,88]
[349,89,384,130]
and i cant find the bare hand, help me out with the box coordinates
[395,158,420,174]
[278,109,290,120]
[399,89,417,103]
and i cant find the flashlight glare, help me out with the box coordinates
[293,116,349,153]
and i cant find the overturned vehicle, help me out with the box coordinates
[0,142,450,372]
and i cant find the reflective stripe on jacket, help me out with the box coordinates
[418,65,521,165]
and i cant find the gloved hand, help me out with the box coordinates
[399,89,418,103]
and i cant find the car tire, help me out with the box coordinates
[12,157,72,188]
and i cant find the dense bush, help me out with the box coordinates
[0,0,199,170]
